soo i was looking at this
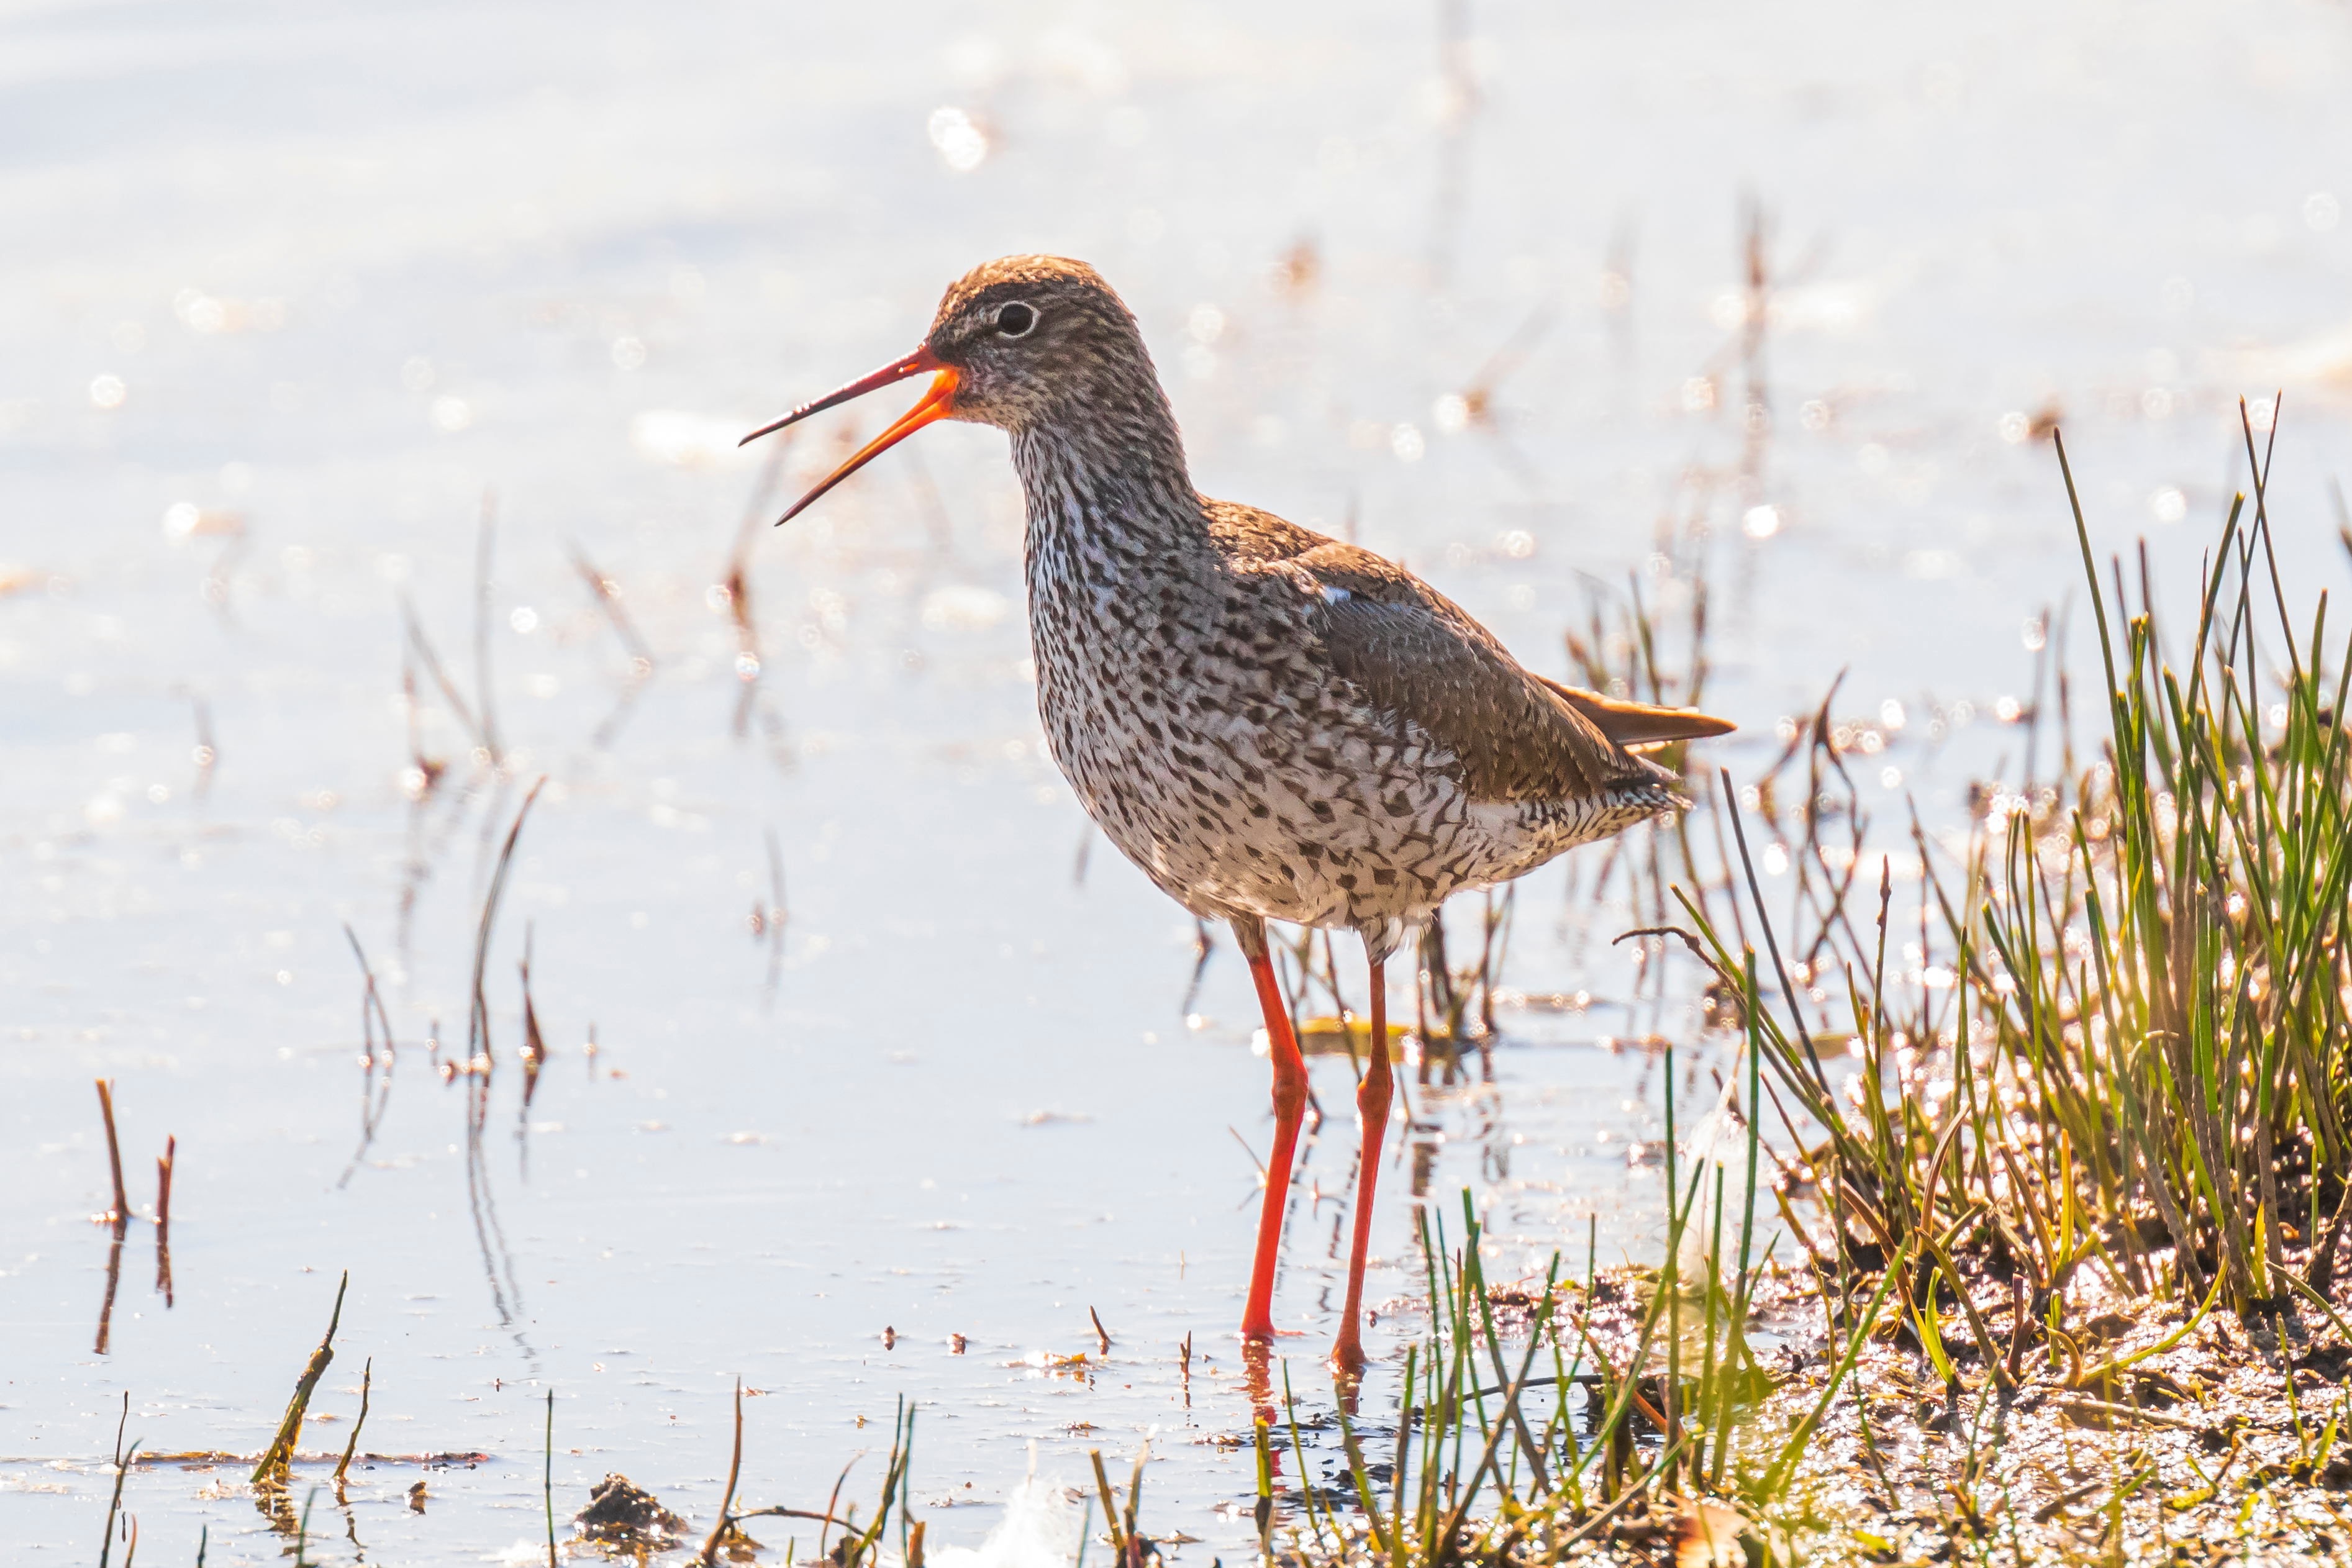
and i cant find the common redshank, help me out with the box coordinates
[743,255,1732,1371]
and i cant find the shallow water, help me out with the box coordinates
[8,0,2352,1559]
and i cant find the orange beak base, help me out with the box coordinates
[740,346,960,526]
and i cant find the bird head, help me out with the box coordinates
[742,255,1158,525]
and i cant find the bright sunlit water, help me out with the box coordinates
[7,0,2352,1560]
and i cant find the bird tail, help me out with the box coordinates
[1541,678,1737,754]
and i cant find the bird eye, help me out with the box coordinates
[994,302,1037,338]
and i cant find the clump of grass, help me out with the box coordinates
[727,1393,919,1565]
[1691,419,2352,1331]
[1269,1027,1904,1564]
[1277,423,2352,1565]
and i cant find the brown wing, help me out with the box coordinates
[1283,538,1681,804]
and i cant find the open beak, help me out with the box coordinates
[740,345,960,526]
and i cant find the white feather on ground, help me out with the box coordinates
[926,1469,1086,1567]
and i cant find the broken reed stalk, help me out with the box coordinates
[251,1271,348,1485]
[333,1359,370,1484]
[699,1380,744,1566]
[94,1079,129,1226]
[152,1134,174,1307]
[153,1136,173,1231]
[1089,1304,1113,1354]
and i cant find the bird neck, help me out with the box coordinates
[1008,387,1205,548]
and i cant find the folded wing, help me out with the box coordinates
[1281,537,1734,802]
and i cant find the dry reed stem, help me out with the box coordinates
[152,1136,173,1231]
[152,1135,174,1307]
[330,1359,371,1488]
[94,1079,129,1226]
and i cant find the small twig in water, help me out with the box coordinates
[1089,1305,1113,1355]
[97,1390,137,1568]
[152,1135,175,1307]
[334,1359,371,1485]
[94,1080,129,1225]
[153,1136,174,1232]
[252,1271,349,1485]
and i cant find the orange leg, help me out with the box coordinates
[1237,917,1309,1343]
[1329,951,1393,1373]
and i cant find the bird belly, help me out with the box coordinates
[1051,691,1681,938]
[1038,640,1664,938]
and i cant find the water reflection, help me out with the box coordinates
[460,786,548,1351]
[751,827,788,1004]
[337,927,399,1189]
[517,924,550,1149]
[93,1218,124,1356]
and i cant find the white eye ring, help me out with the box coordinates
[994,301,1038,337]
